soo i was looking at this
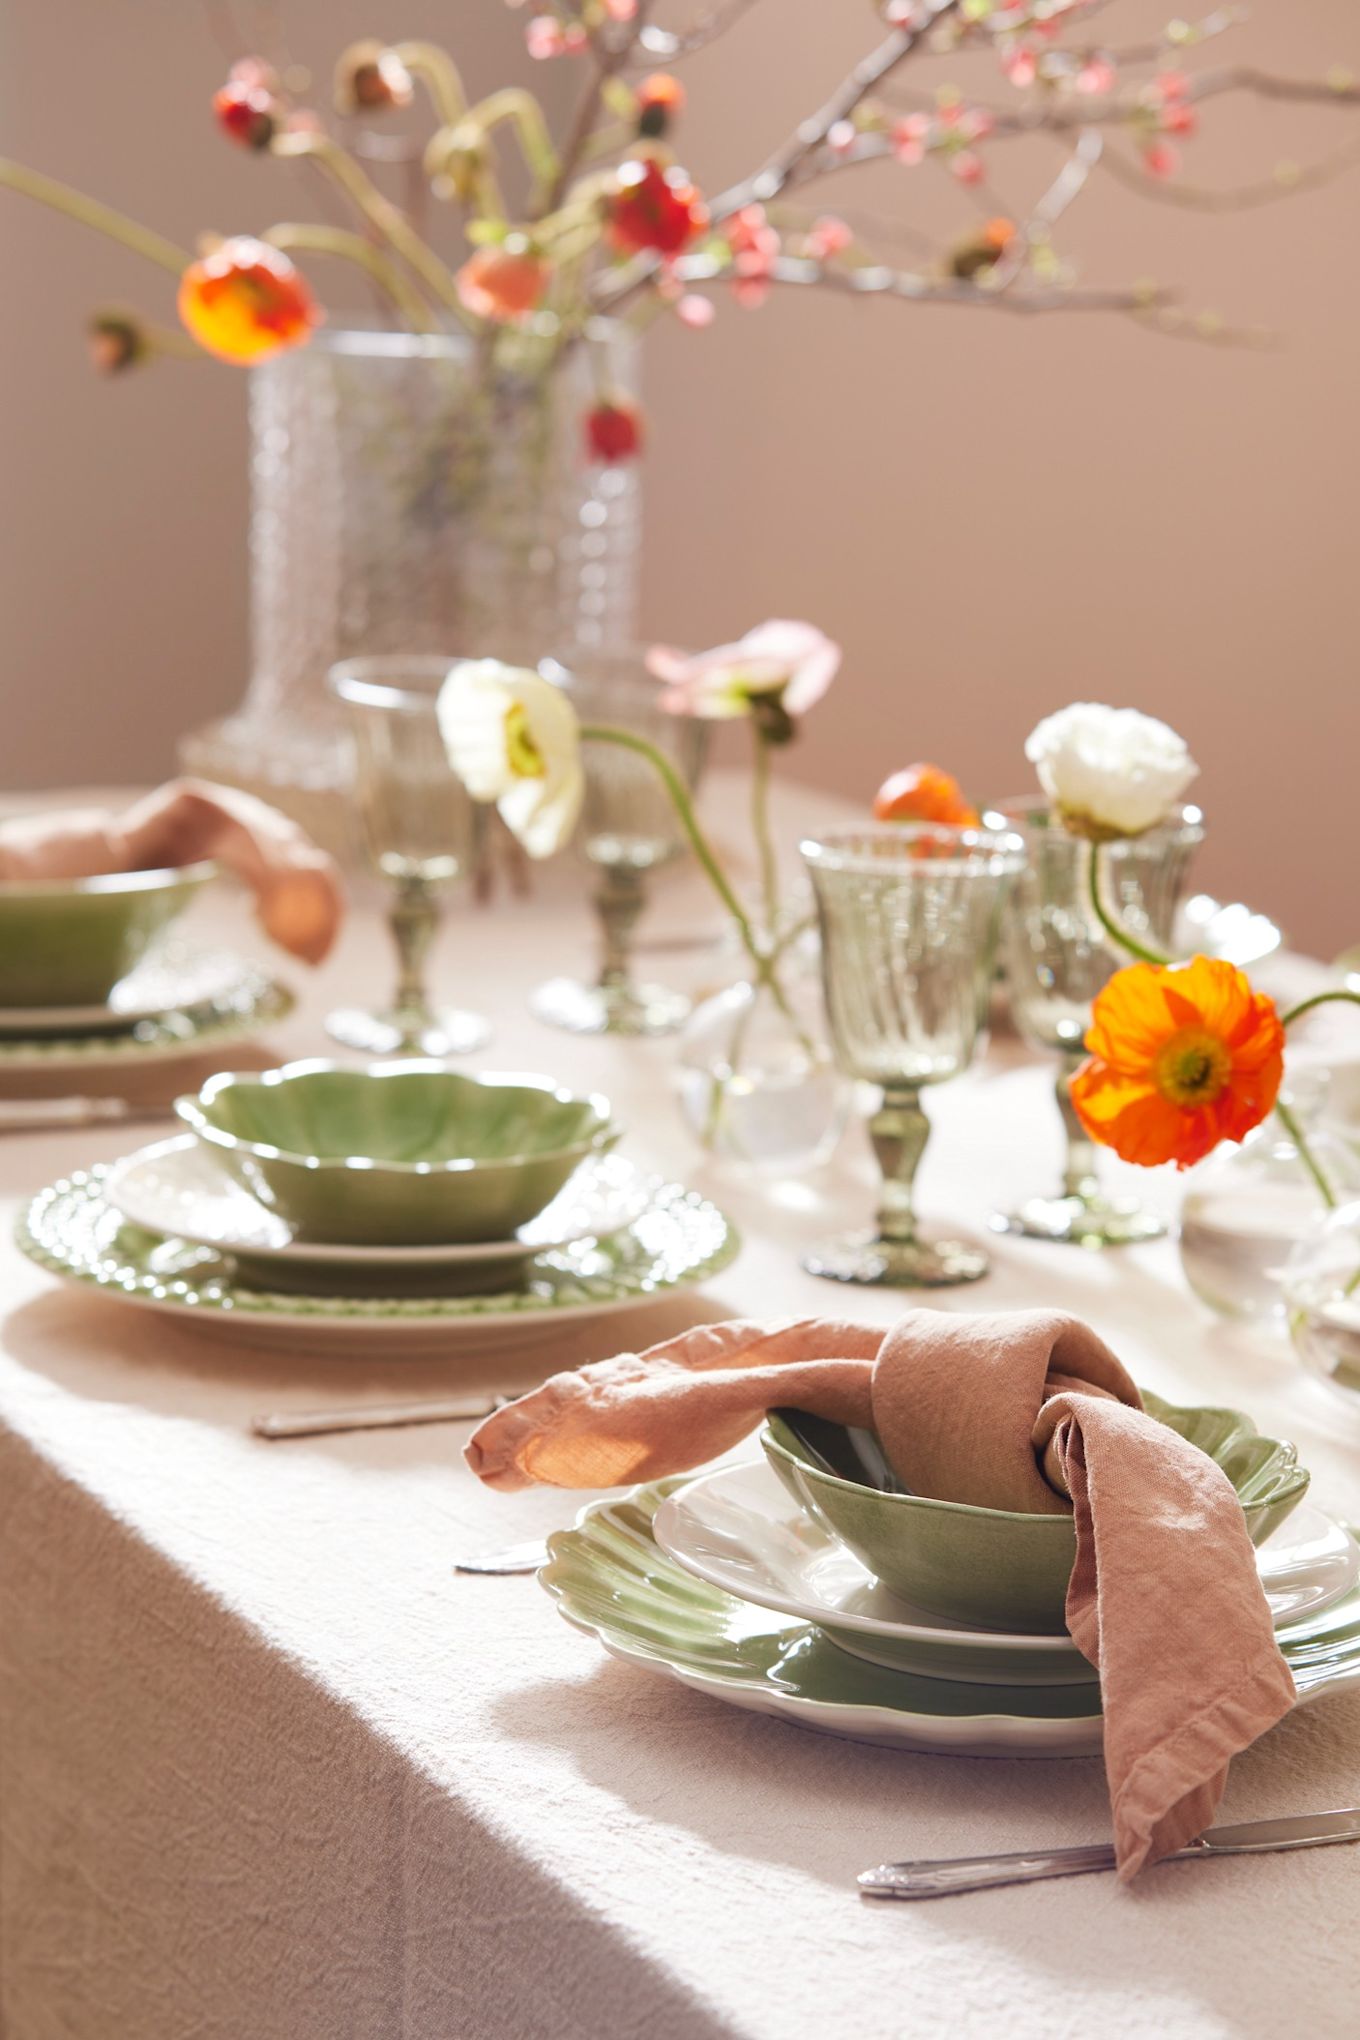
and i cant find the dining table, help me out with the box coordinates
[2,775,1359,2040]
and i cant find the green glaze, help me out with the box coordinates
[175,1060,622,1245]
[761,1390,1310,1634]
[0,864,214,1008]
[541,1482,1360,1755]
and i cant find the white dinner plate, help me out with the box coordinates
[653,1462,1360,1686]
[104,1136,654,1274]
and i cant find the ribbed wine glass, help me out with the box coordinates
[800,825,1023,1287]
[531,647,707,1037]
[989,799,1203,1246]
[327,657,490,1057]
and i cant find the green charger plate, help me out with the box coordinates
[541,1482,1360,1759]
[15,1167,740,1350]
[0,962,293,1071]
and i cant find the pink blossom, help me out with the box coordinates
[806,214,852,260]
[526,15,565,57]
[675,293,715,327]
[826,120,857,156]
[1077,57,1117,96]
[1142,140,1180,179]
[950,149,985,185]
[1161,101,1198,138]
[1156,69,1191,102]
[604,0,637,17]
[1003,47,1038,88]
[646,621,842,724]
[960,107,995,142]
[891,113,931,165]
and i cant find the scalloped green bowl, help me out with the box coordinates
[175,1060,621,1245]
[761,1389,1309,1634]
[0,863,214,1008]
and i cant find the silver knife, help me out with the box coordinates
[859,1808,1360,1899]
[252,1395,503,1440]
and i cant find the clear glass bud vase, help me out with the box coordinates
[674,958,849,1175]
[181,323,640,857]
[1179,1087,1360,1323]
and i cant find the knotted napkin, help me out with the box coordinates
[467,1309,1296,1879]
[0,779,343,965]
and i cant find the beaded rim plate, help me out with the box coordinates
[0,942,264,1035]
[541,1482,1360,1759]
[16,1166,741,1348]
[0,958,294,1069]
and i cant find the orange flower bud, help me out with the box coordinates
[177,237,320,364]
[873,764,980,827]
[455,240,550,323]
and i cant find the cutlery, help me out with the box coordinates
[0,1096,173,1134]
[252,1394,505,1440]
[453,1541,550,1575]
[858,1808,1360,1899]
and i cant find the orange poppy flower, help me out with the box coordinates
[178,237,320,364]
[1071,956,1284,1170]
[455,241,549,323]
[873,763,980,828]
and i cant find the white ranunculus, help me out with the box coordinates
[1024,703,1199,840]
[436,660,584,858]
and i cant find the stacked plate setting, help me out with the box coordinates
[17,1061,740,1350]
[540,1411,1360,1758]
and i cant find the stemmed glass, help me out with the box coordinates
[530,646,707,1037]
[327,656,491,1057]
[800,825,1023,1287]
[989,799,1203,1245]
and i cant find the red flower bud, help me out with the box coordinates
[87,312,147,375]
[584,398,644,465]
[213,76,279,151]
[606,159,707,258]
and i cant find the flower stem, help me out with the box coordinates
[1274,1096,1337,1209]
[750,724,780,942]
[1087,840,1173,966]
[263,224,434,330]
[1280,989,1360,1030]
[0,158,188,276]
[391,41,469,127]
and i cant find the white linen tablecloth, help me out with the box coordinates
[2,780,1360,2040]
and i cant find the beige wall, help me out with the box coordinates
[3,2,1356,954]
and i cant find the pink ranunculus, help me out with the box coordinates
[645,621,842,724]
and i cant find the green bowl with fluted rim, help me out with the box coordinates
[0,862,215,1008]
[175,1060,622,1245]
[761,1390,1309,1634]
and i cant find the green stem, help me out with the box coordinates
[750,725,779,942]
[263,224,434,330]
[1087,839,1172,966]
[0,158,188,275]
[1280,989,1360,1030]
[1274,1096,1336,1210]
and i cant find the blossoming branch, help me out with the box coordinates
[3,1,1360,447]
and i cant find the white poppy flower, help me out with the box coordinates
[436,660,584,859]
[1024,702,1199,840]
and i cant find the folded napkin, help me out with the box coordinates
[0,779,343,965]
[468,1309,1296,1879]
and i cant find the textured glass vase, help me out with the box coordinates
[181,325,640,855]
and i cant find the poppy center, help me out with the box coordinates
[504,702,547,780]
[1154,1026,1232,1107]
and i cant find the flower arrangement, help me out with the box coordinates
[3,4,1360,453]
[1031,700,1360,1201]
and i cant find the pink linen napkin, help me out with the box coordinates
[0,779,344,965]
[467,1309,1296,1879]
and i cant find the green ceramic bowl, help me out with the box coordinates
[0,862,214,1009]
[761,1390,1310,1635]
[175,1061,622,1246]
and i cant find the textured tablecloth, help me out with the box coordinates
[2,781,1360,2040]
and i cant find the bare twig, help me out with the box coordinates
[637,0,767,65]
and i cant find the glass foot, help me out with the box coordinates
[801,1227,990,1288]
[325,1005,492,1057]
[530,976,691,1039]
[991,1194,1166,1248]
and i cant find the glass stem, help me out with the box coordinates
[594,865,644,994]
[1057,1051,1102,1203]
[389,874,440,1030]
[870,1085,929,1246]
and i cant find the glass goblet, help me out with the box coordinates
[800,825,1024,1287]
[989,799,1203,1246]
[530,647,707,1037]
[327,656,491,1057]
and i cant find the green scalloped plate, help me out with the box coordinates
[16,1168,740,1351]
[541,1481,1360,1759]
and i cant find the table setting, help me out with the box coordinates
[6,4,1360,2034]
